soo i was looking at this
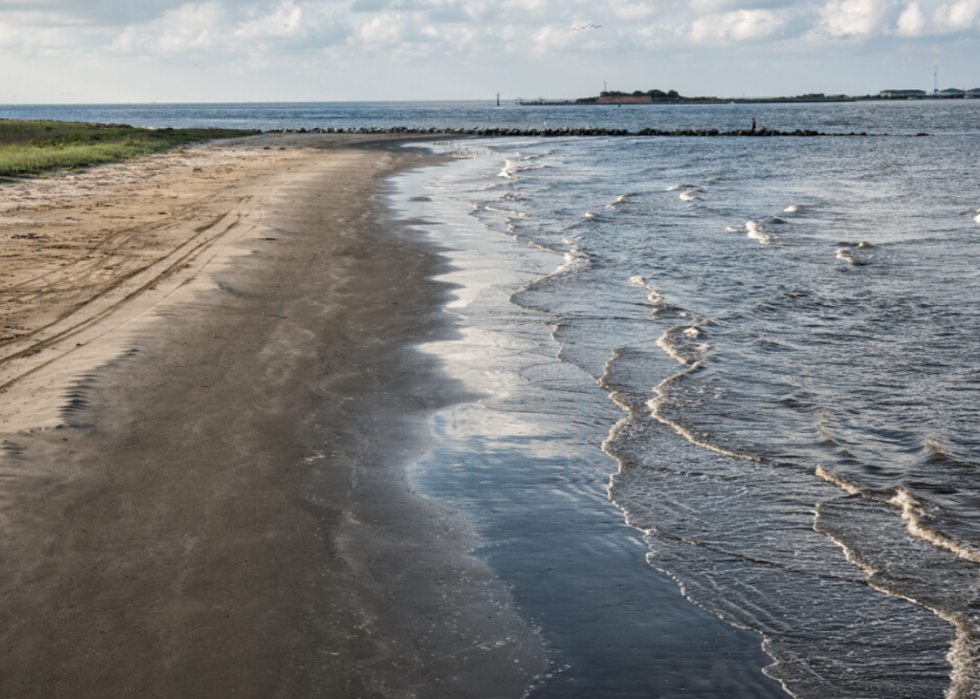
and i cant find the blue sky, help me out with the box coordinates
[1,0,978,102]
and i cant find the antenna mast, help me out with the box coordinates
[934,66,938,95]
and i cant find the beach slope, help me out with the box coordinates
[0,134,545,698]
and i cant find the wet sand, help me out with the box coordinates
[0,134,545,697]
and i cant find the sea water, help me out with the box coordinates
[389,101,980,697]
[6,99,980,696]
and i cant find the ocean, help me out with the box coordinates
[5,100,980,697]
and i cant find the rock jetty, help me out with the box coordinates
[265,126,895,137]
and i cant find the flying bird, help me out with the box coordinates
[571,23,602,31]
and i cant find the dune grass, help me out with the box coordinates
[0,119,260,179]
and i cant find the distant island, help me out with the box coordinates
[581,89,854,104]
[518,88,980,106]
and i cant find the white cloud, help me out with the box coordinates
[4,0,980,103]
[236,1,305,39]
[155,2,225,52]
[818,0,891,36]
[359,12,408,43]
[690,8,784,41]
[110,1,350,55]
[0,8,104,54]
[500,0,551,14]
[896,1,926,33]
[933,0,980,29]
[532,23,580,51]
[611,1,659,21]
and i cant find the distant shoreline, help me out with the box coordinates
[520,98,855,106]
[519,95,979,106]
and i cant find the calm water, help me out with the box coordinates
[8,100,980,696]
[2,98,979,135]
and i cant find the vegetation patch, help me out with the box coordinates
[0,119,260,178]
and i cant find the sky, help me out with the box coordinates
[1,0,978,103]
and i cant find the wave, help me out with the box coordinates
[483,205,529,218]
[813,466,980,698]
[646,364,762,461]
[498,154,551,180]
[498,159,520,179]
[512,244,593,303]
[817,462,980,566]
[446,134,970,696]
[836,241,873,265]
[655,324,709,365]
[634,280,687,321]
[746,220,773,245]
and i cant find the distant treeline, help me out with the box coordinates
[578,89,683,103]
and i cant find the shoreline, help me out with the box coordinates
[0,133,546,696]
[392,152,790,698]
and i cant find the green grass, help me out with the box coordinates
[0,119,261,178]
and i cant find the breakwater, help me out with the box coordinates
[268,126,928,137]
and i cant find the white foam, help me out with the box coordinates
[746,220,773,244]
[629,275,647,286]
[680,189,704,201]
[498,159,519,179]
[484,206,528,218]
[726,226,746,233]
[784,204,804,213]
[584,211,597,219]
[704,176,724,183]
[974,212,980,224]
[667,183,696,191]
[891,487,980,565]
[497,156,549,180]
[814,465,865,496]
[556,249,591,275]
[836,246,869,265]
[606,195,629,209]
[656,325,703,364]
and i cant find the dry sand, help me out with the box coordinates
[0,133,546,697]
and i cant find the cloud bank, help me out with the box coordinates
[1,0,978,101]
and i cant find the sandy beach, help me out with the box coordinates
[0,134,546,697]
